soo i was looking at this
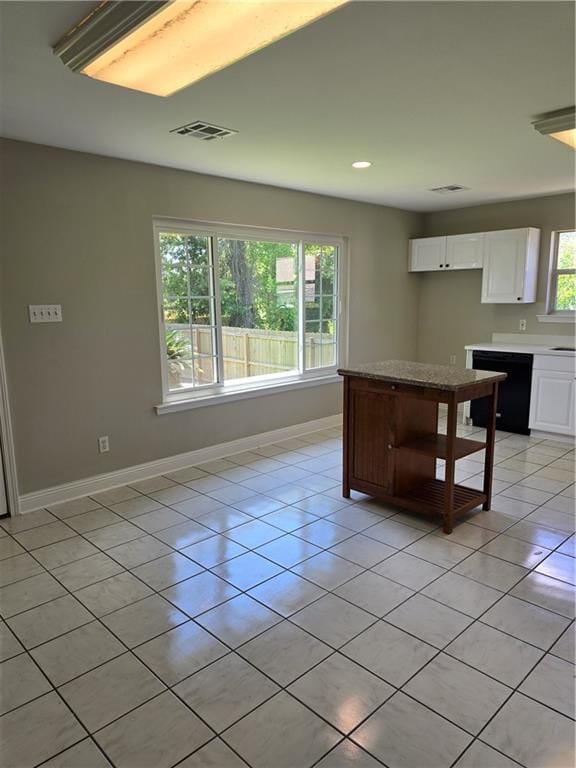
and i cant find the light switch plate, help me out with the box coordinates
[29,305,63,323]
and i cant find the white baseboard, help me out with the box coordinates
[18,414,342,514]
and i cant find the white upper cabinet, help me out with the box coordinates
[409,227,540,303]
[409,237,447,271]
[410,234,484,272]
[481,228,540,304]
[445,233,484,270]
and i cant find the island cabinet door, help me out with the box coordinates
[348,385,393,492]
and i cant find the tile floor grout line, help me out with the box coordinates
[339,551,568,768]
[1,427,573,768]
[173,734,254,768]
[5,496,571,714]
[4,520,398,757]
[32,734,118,768]
[304,460,575,754]
[4,509,393,749]
[387,523,575,741]
[2,488,564,632]
[1,557,233,768]
[154,520,572,757]
[2,485,572,657]
[1,592,572,756]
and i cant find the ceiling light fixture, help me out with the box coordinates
[352,161,372,169]
[53,0,350,97]
[533,107,576,149]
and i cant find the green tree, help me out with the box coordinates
[556,232,576,311]
[159,233,337,333]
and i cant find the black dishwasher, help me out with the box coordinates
[471,351,533,434]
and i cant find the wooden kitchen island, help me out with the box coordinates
[338,361,506,533]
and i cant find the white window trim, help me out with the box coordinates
[537,313,575,323]
[540,229,576,322]
[155,372,341,414]
[153,218,349,412]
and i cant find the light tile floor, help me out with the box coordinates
[0,423,574,768]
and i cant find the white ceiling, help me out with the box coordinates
[1,1,574,211]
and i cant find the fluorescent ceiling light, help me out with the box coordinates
[548,129,576,150]
[352,161,372,169]
[533,107,575,149]
[54,0,350,97]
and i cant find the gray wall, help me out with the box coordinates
[0,139,422,494]
[416,193,575,365]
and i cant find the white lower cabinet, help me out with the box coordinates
[529,359,575,436]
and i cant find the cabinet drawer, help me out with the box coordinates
[533,354,576,373]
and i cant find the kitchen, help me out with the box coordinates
[411,195,575,440]
[0,2,574,767]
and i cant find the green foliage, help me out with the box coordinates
[159,233,337,333]
[218,238,298,331]
[557,231,576,269]
[165,330,190,364]
[556,274,576,311]
[556,232,576,311]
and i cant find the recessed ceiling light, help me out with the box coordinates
[533,107,575,149]
[53,0,350,97]
[352,161,372,169]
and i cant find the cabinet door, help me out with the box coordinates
[446,234,484,270]
[529,370,575,435]
[349,388,393,490]
[409,237,446,272]
[481,230,527,303]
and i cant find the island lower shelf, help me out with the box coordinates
[397,434,486,460]
[373,479,487,519]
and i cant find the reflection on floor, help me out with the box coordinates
[0,420,574,768]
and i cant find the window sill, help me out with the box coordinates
[537,313,576,324]
[156,373,341,415]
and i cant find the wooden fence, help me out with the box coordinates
[167,324,334,382]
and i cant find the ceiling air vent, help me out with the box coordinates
[429,184,470,194]
[171,121,238,141]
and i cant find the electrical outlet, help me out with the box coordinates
[449,355,457,365]
[519,319,527,331]
[98,436,110,454]
[29,304,63,323]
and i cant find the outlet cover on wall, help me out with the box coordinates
[98,436,110,453]
[519,319,527,331]
[28,305,62,323]
[449,355,457,365]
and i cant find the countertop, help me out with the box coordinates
[465,342,575,356]
[337,360,506,391]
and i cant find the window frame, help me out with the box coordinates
[545,229,576,317]
[153,218,348,409]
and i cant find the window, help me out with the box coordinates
[155,220,344,402]
[548,230,576,315]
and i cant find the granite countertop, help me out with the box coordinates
[337,360,506,390]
